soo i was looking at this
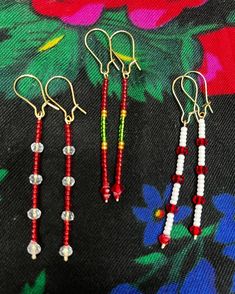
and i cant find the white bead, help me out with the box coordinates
[167,212,174,220]
[27,241,41,258]
[27,208,41,220]
[176,154,185,175]
[59,245,73,259]
[31,142,44,153]
[170,199,177,205]
[197,174,205,195]
[62,176,75,187]
[179,127,188,147]
[198,146,206,165]
[63,146,75,155]
[29,174,43,185]
[198,119,205,138]
[61,211,74,221]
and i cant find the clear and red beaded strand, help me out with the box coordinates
[27,118,44,259]
[190,118,208,238]
[111,78,128,201]
[159,125,188,248]
[59,123,75,261]
[100,77,111,203]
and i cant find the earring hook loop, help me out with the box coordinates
[13,74,57,119]
[172,75,199,126]
[84,28,119,78]
[110,30,141,78]
[182,71,213,120]
[45,76,86,124]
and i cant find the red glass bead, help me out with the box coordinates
[159,234,171,245]
[111,183,124,201]
[192,195,206,205]
[166,204,179,214]
[100,185,111,203]
[196,138,208,146]
[176,146,189,155]
[171,174,185,184]
[195,165,208,175]
[189,225,202,236]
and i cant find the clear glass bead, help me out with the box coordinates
[29,174,43,185]
[27,208,41,220]
[63,146,75,155]
[31,142,44,153]
[27,241,41,259]
[61,211,74,221]
[62,176,75,187]
[59,245,73,259]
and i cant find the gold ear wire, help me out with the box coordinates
[182,71,213,120]
[45,76,86,124]
[13,74,58,119]
[84,28,119,78]
[110,30,141,78]
[172,75,199,125]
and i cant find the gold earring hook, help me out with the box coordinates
[84,28,119,78]
[110,30,141,78]
[13,74,58,119]
[45,76,87,124]
[172,75,199,126]
[183,71,213,119]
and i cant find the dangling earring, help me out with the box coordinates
[13,74,59,260]
[182,71,213,239]
[85,28,119,203]
[159,74,200,249]
[45,76,86,261]
[110,30,141,202]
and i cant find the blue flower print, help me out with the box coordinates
[110,283,142,294]
[157,259,216,294]
[132,184,191,246]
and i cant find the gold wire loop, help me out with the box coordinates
[13,74,51,119]
[182,71,213,120]
[110,30,141,78]
[45,76,87,124]
[84,28,119,77]
[172,75,199,125]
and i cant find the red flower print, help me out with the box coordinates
[32,0,207,29]
[198,27,235,96]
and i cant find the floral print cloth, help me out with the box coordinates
[0,0,234,293]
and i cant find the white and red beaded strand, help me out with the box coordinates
[189,118,207,239]
[45,76,86,261]
[159,75,199,249]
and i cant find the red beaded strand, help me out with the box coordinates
[31,119,42,243]
[100,78,111,202]
[64,123,72,247]
[111,78,128,201]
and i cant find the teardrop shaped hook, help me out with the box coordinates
[172,75,199,125]
[84,28,119,77]
[13,74,54,119]
[183,71,213,119]
[110,30,141,78]
[45,76,86,124]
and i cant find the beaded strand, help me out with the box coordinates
[111,78,128,201]
[190,118,207,238]
[100,78,111,203]
[159,126,188,248]
[59,123,75,261]
[27,118,44,259]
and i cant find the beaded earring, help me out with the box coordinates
[159,72,213,248]
[45,76,86,262]
[85,28,119,203]
[110,30,141,202]
[13,74,59,260]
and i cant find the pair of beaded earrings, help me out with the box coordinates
[159,71,213,248]
[13,75,86,261]
[85,28,141,203]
